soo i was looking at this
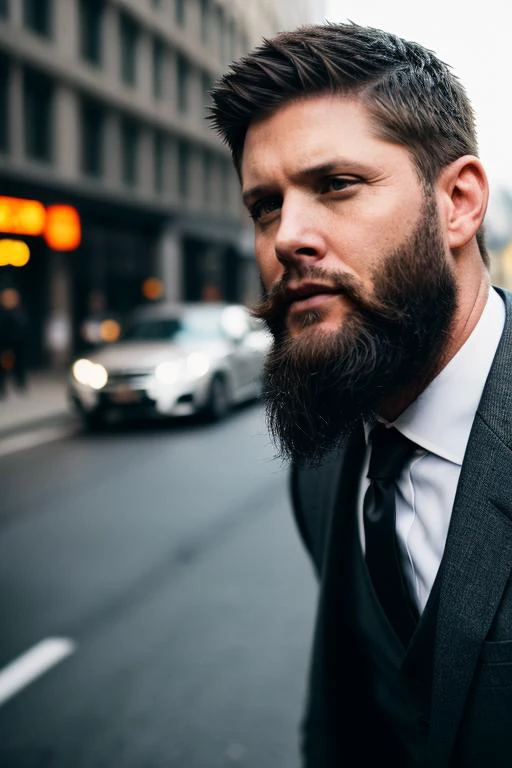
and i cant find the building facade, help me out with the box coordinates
[0,0,312,367]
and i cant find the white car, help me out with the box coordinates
[68,302,271,429]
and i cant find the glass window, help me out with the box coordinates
[216,6,224,61]
[120,117,138,186]
[23,67,53,162]
[176,54,188,113]
[122,310,222,342]
[202,72,213,117]
[203,151,212,205]
[177,139,189,199]
[0,55,7,153]
[228,18,236,62]
[175,0,185,27]
[81,98,104,177]
[220,159,230,207]
[119,12,138,86]
[122,317,182,341]
[199,0,209,43]
[0,0,8,20]
[152,38,164,100]
[23,0,52,37]
[154,132,164,193]
[79,0,103,66]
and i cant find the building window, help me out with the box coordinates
[79,0,103,66]
[0,0,8,20]
[152,38,164,100]
[177,139,189,199]
[23,68,53,162]
[23,0,52,37]
[119,12,138,86]
[0,55,7,152]
[199,0,209,43]
[228,18,236,62]
[176,54,188,113]
[203,151,212,205]
[154,132,164,193]
[216,6,224,62]
[81,98,104,177]
[175,0,185,26]
[202,72,213,118]
[151,0,161,7]
[221,160,230,207]
[121,117,138,186]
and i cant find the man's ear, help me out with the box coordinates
[436,156,488,250]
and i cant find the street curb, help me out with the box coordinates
[0,411,76,441]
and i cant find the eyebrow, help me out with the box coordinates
[242,157,375,205]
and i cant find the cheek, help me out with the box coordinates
[255,245,282,290]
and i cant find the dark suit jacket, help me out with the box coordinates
[290,287,512,767]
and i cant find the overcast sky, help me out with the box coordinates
[322,1,512,204]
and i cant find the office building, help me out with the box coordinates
[0,0,313,366]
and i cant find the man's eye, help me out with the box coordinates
[323,177,359,193]
[249,196,282,222]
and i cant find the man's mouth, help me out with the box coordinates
[283,283,341,313]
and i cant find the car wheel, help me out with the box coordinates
[82,410,105,432]
[205,375,231,422]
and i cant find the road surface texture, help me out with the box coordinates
[0,402,317,768]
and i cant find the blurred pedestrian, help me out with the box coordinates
[79,290,121,352]
[0,287,29,397]
[211,21,512,768]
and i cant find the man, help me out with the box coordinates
[210,22,512,768]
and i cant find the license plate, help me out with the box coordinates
[110,387,141,404]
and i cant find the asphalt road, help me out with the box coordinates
[0,402,317,768]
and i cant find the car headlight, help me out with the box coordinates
[154,360,185,384]
[72,359,108,389]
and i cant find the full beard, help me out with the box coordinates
[252,193,457,466]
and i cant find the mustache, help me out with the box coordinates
[251,265,404,329]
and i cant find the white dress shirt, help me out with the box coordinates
[358,287,505,614]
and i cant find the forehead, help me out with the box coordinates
[241,94,407,185]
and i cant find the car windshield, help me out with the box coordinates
[121,310,221,343]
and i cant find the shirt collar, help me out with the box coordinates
[390,286,505,465]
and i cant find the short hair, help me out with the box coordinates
[209,22,488,263]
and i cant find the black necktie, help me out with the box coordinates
[363,424,419,645]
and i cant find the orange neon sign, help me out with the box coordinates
[0,196,46,236]
[44,205,81,251]
[0,239,31,267]
[0,197,81,251]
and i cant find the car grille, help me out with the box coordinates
[99,390,156,408]
[106,371,152,387]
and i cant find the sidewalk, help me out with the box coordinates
[0,369,72,438]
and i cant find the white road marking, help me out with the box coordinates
[0,637,76,707]
[0,425,75,458]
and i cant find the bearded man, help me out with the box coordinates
[210,22,512,768]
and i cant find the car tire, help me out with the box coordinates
[205,375,231,422]
[82,410,105,432]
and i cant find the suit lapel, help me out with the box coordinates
[427,288,512,766]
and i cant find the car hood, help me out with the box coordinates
[83,341,222,371]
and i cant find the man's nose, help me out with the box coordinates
[274,201,326,267]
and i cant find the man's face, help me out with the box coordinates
[242,95,435,332]
[241,95,457,464]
